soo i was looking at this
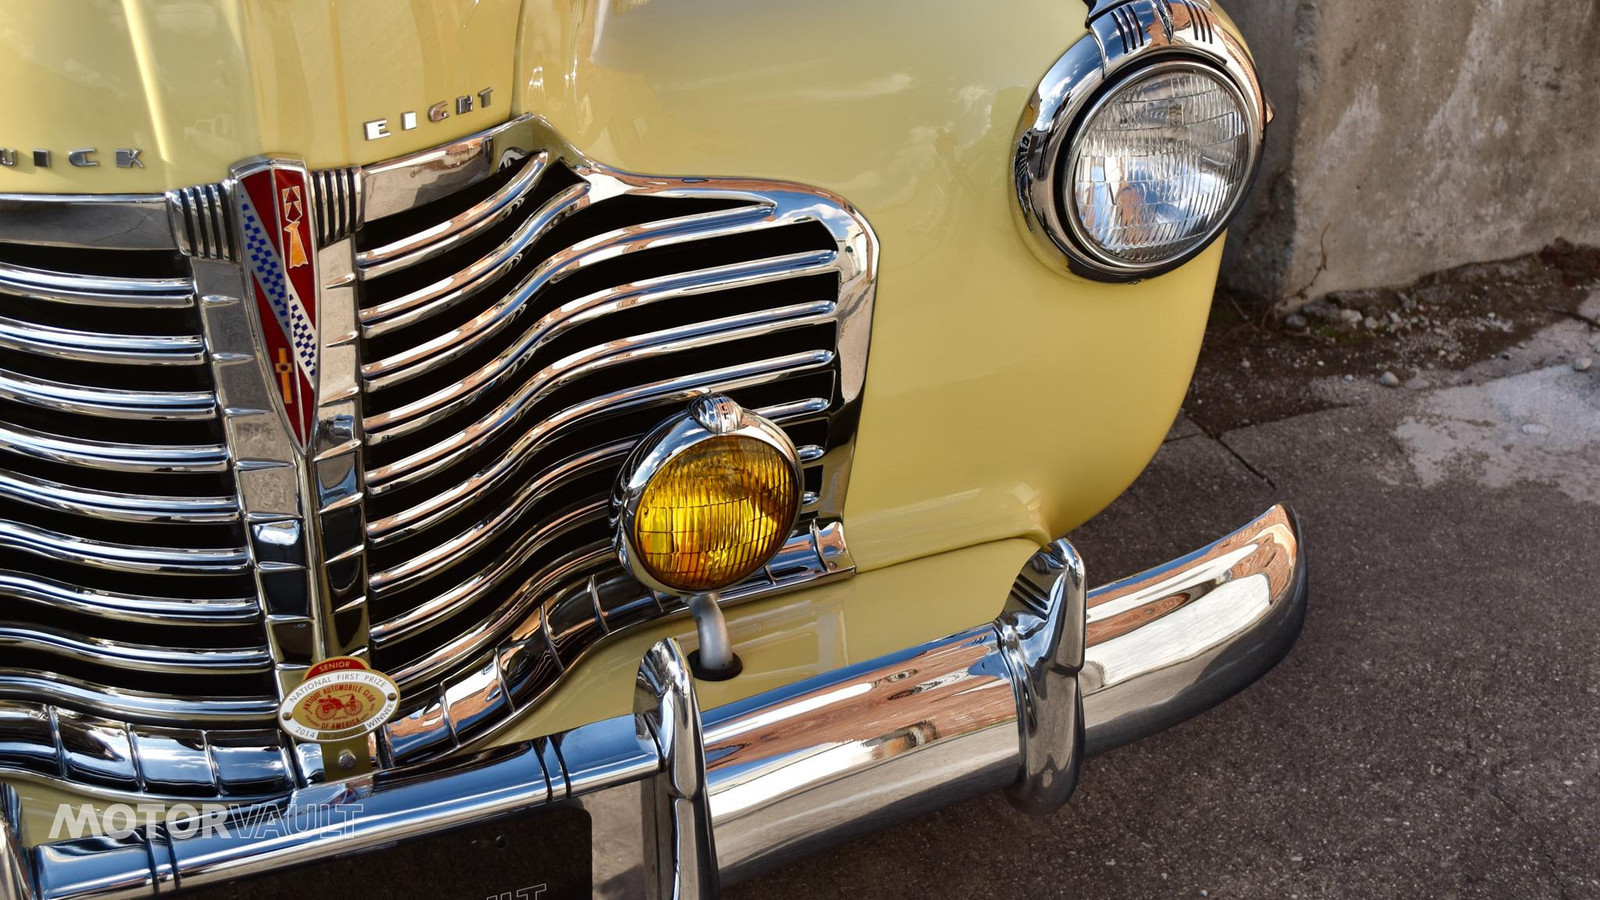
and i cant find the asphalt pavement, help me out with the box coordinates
[730,303,1600,898]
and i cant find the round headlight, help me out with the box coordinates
[615,396,802,595]
[1064,62,1253,270]
[1012,5,1267,282]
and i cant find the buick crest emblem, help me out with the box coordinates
[232,159,319,447]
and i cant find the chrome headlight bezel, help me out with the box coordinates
[1013,0,1268,282]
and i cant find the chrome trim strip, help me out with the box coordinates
[310,167,361,246]
[0,262,192,309]
[305,221,374,673]
[0,701,294,805]
[0,194,177,251]
[361,115,537,222]
[191,254,325,711]
[166,184,237,261]
[0,316,204,366]
[0,367,214,420]
[356,150,551,275]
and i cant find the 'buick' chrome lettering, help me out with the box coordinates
[0,147,143,169]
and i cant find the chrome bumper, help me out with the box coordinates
[0,505,1305,900]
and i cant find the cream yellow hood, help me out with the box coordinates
[0,0,519,193]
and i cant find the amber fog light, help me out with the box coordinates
[614,395,802,595]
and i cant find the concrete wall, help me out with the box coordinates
[1220,0,1600,306]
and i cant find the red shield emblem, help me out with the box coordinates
[235,161,319,446]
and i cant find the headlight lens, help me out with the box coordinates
[630,433,799,593]
[1066,62,1252,269]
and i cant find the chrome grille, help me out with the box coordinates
[349,127,873,761]
[0,115,875,792]
[0,234,296,795]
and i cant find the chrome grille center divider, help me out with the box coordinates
[0,114,877,800]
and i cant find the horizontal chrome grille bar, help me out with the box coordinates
[0,569,258,625]
[0,313,205,365]
[0,366,215,420]
[0,191,273,755]
[0,519,248,575]
[0,419,228,473]
[0,261,193,308]
[0,468,237,524]
[0,626,272,675]
[0,673,276,726]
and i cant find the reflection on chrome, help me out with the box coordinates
[1082,505,1304,755]
[7,505,1304,900]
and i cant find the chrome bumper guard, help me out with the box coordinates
[0,505,1305,900]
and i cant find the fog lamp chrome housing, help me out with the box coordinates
[1014,0,1268,281]
[613,395,803,596]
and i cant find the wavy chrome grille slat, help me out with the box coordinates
[367,349,833,492]
[356,151,552,276]
[0,262,193,308]
[371,501,605,645]
[387,543,612,688]
[0,366,215,420]
[359,205,793,383]
[0,468,236,524]
[368,439,627,546]
[367,300,836,442]
[360,181,595,335]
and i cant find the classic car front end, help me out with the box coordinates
[0,1,1303,897]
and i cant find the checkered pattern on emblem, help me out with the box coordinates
[240,197,318,378]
